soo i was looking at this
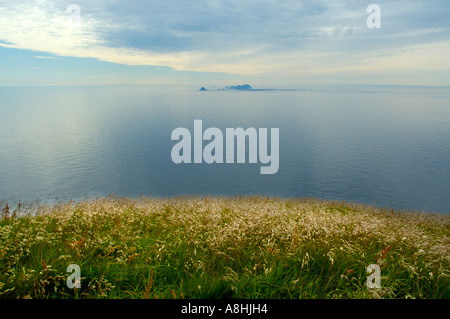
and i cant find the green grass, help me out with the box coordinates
[0,196,449,299]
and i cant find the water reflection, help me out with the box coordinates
[0,86,449,213]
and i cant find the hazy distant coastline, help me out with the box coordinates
[199,84,304,92]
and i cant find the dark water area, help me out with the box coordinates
[0,85,449,213]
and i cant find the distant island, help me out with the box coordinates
[199,84,302,92]
[226,84,254,91]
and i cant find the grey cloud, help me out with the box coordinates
[79,0,449,57]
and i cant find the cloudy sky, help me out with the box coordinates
[0,0,449,86]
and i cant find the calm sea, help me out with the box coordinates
[0,85,449,213]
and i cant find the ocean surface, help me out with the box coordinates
[0,85,449,213]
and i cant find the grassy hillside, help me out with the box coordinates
[0,196,448,299]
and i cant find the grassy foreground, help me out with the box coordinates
[0,196,449,299]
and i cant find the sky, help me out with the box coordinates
[0,0,449,86]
